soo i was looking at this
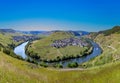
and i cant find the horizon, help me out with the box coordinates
[0,27,112,32]
[0,0,120,31]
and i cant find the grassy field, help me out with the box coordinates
[27,31,91,60]
[82,32,120,68]
[0,28,120,83]
[0,32,28,47]
[0,51,120,83]
[0,33,14,46]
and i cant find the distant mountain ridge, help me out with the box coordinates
[1,26,120,36]
[0,29,89,36]
[98,26,120,36]
[68,31,89,36]
[51,30,89,36]
[18,31,51,35]
[0,29,16,33]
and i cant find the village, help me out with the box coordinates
[13,35,39,42]
[51,38,89,48]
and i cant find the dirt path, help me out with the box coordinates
[57,49,63,56]
[58,68,86,71]
[47,67,86,71]
[108,46,117,51]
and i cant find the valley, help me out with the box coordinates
[0,1,120,82]
[0,26,120,83]
[25,31,93,64]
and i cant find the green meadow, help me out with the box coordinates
[0,27,120,83]
[26,31,91,61]
[82,27,120,68]
[0,51,120,83]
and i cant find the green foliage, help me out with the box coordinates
[3,47,23,60]
[8,43,16,49]
[40,62,48,68]
[67,62,78,68]
[26,51,40,60]
[0,46,1,51]
[99,26,120,36]
[0,29,120,82]
[26,31,92,61]
[25,58,37,64]
[95,55,113,66]
[3,48,10,55]
[25,58,31,62]
[83,27,120,68]
[1,51,120,83]
[54,63,63,68]
[57,64,63,68]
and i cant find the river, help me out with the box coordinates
[14,41,29,59]
[14,41,102,67]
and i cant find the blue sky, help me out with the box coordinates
[0,0,120,31]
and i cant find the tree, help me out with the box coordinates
[0,46,1,51]
[67,62,78,68]
[54,63,63,68]
[8,43,16,49]
[3,48,10,55]
[40,62,48,68]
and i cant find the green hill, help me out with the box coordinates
[82,26,120,68]
[0,28,120,82]
[0,51,120,83]
[0,31,29,47]
[99,26,120,36]
[26,31,92,62]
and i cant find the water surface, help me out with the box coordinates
[14,41,29,59]
[14,41,102,67]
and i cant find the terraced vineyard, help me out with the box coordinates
[0,27,120,83]
[26,31,92,62]
[83,26,120,67]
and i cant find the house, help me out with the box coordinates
[51,38,88,48]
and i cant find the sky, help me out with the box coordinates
[0,0,120,31]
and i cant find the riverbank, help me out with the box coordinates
[14,41,29,59]
[1,51,120,83]
[14,40,102,68]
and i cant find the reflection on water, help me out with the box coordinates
[14,41,102,67]
[14,41,29,59]
[60,41,102,67]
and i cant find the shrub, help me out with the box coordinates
[40,62,48,68]
[56,56,61,61]
[67,62,78,68]
[8,43,16,49]
[0,46,1,51]
[3,48,10,55]
[54,63,63,68]
[26,58,31,62]
[3,47,24,60]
